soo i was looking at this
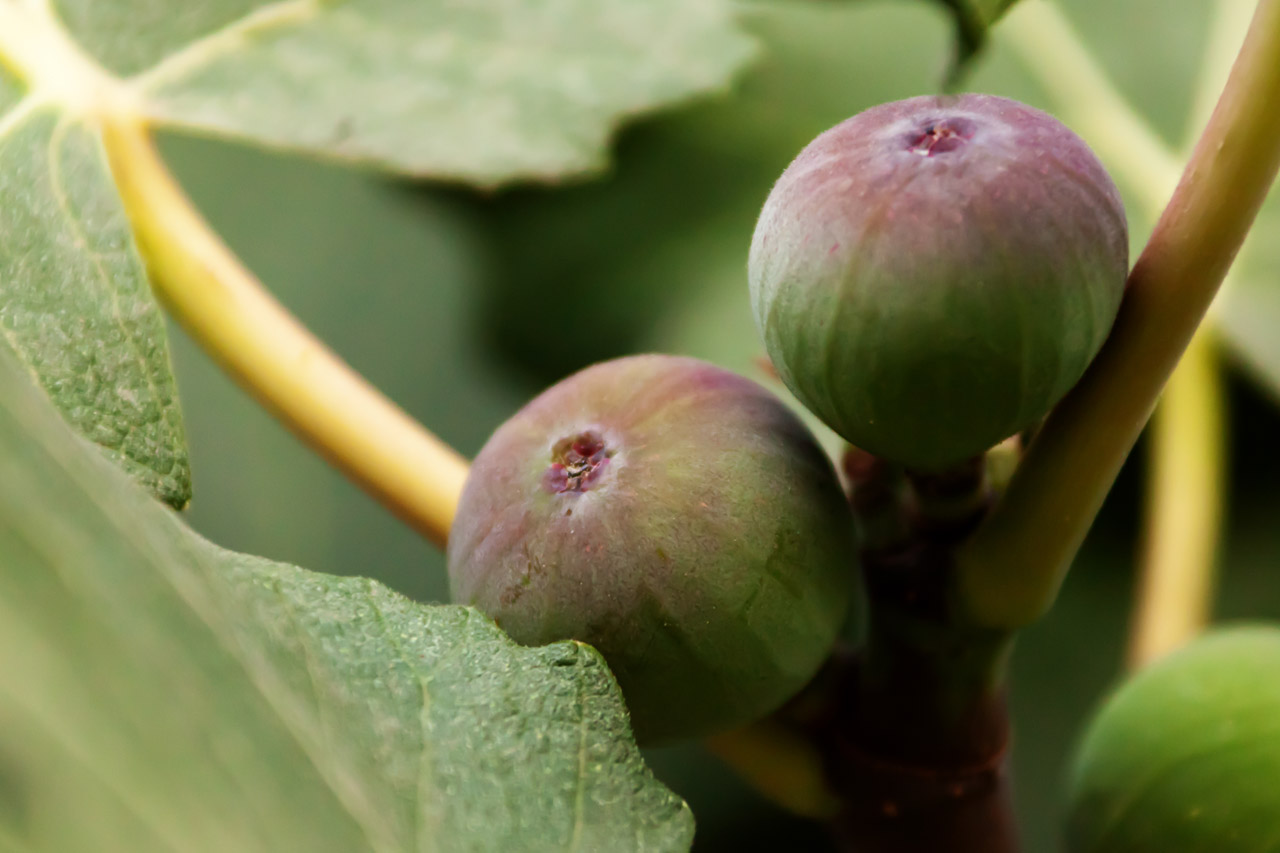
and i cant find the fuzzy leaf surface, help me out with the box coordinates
[0,0,753,502]
[0,344,693,853]
[62,0,756,183]
[0,103,190,506]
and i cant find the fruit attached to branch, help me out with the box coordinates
[749,94,1129,470]
[448,354,858,743]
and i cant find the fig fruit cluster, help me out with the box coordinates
[1067,627,1280,852]
[450,93,1128,743]
[750,94,1128,469]
[448,355,855,743]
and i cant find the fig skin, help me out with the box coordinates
[447,354,857,744]
[1067,627,1280,852]
[749,94,1129,470]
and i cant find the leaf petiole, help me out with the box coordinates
[100,114,469,547]
[957,0,1280,629]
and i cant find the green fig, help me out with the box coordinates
[749,94,1128,469]
[447,354,857,743]
[1067,626,1280,852]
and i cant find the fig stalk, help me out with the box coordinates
[957,0,1280,629]
[101,116,469,548]
[826,538,1020,853]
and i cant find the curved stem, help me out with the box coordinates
[1005,0,1241,664]
[1127,0,1247,668]
[99,114,469,548]
[704,722,840,819]
[958,0,1280,628]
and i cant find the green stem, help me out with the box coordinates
[1127,0,1247,668]
[1000,0,1241,662]
[704,722,840,819]
[100,115,469,548]
[957,0,1280,629]
[1,0,472,549]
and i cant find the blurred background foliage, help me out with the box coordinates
[156,0,1279,849]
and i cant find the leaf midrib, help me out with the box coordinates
[0,0,120,114]
[0,372,400,851]
[0,0,320,129]
[127,0,320,94]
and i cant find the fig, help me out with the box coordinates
[749,94,1128,469]
[447,354,857,743]
[1067,627,1280,852]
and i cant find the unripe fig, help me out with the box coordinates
[749,94,1128,469]
[447,354,857,743]
[1067,627,1280,853]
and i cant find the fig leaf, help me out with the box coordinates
[0,343,693,853]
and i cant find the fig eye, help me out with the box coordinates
[447,355,856,744]
[904,116,978,156]
[543,430,613,493]
[749,94,1128,470]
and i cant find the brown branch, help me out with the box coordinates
[822,475,1021,852]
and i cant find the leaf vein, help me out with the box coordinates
[0,398,392,853]
[0,699,181,853]
[0,95,40,142]
[0,106,55,392]
[568,644,589,853]
[269,576,339,769]
[0,555,185,851]
[365,582,439,853]
[128,0,322,95]
[47,117,172,453]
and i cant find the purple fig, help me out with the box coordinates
[749,94,1129,470]
[447,354,857,743]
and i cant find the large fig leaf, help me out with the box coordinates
[1066,626,1280,853]
[0,105,190,507]
[45,0,756,183]
[0,0,753,506]
[0,65,19,112]
[0,342,694,852]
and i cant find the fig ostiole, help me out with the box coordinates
[749,94,1129,470]
[1067,626,1280,852]
[447,354,858,744]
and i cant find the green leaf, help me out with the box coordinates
[1066,626,1280,853]
[0,0,752,505]
[0,105,190,507]
[1213,188,1280,400]
[65,0,757,184]
[468,1,954,456]
[0,66,20,113]
[0,344,693,852]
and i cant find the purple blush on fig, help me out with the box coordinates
[749,94,1129,470]
[447,354,858,743]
